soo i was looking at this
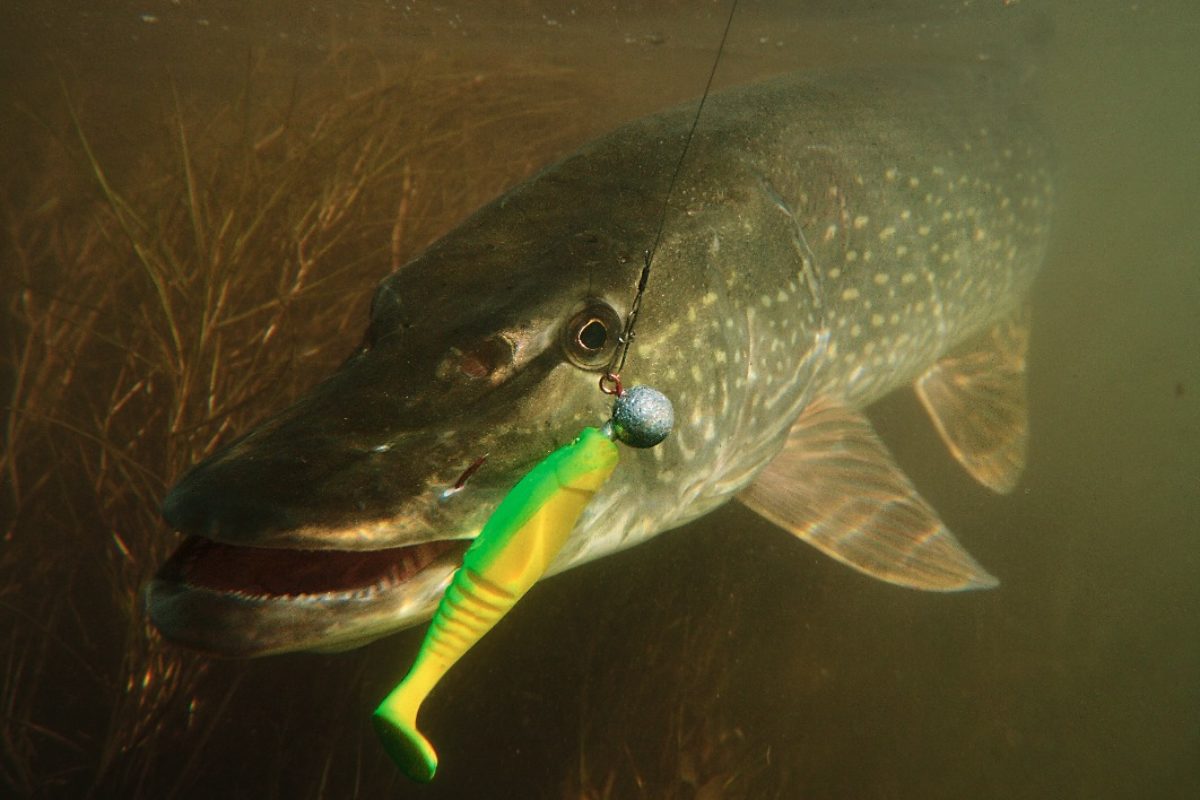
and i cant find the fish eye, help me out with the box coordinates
[563,302,621,370]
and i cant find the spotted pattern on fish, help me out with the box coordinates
[557,68,1052,566]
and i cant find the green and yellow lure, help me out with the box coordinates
[372,427,618,781]
[372,385,672,781]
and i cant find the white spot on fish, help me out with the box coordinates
[702,291,717,306]
[841,287,860,301]
[853,215,869,229]
[874,273,889,285]
[879,226,896,241]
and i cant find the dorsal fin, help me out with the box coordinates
[916,307,1030,494]
[739,399,997,592]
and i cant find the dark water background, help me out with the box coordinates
[1,1,1197,797]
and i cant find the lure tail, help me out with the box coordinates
[373,427,619,782]
[372,677,439,782]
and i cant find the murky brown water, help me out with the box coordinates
[2,1,1197,797]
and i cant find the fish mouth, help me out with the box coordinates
[146,534,471,657]
[158,536,466,598]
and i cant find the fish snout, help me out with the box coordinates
[158,413,451,549]
[160,458,299,543]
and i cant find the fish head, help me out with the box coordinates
[147,146,676,657]
[147,90,838,657]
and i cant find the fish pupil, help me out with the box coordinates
[577,319,607,351]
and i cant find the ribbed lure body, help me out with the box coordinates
[372,427,619,781]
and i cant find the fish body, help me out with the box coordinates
[148,66,1053,656]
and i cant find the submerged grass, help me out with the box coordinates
[0,47,591,797]
[562,557,785,800]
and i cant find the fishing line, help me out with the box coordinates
[606,0,741,383]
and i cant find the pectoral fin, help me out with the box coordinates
[739,399,997,591]
[915,308,1030,494]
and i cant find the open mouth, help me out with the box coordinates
[156,537,469,600]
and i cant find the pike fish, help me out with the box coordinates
[147,65,1053,656]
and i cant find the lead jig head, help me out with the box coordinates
[610,384,674,448]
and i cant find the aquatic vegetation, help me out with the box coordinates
[561,541,784,800]
[0,49,590,796]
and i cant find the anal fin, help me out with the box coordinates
[916,307,1030,494]
[739,399,997,592]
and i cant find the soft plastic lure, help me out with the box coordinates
[373,386,672,782]
[373,426,619,781]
